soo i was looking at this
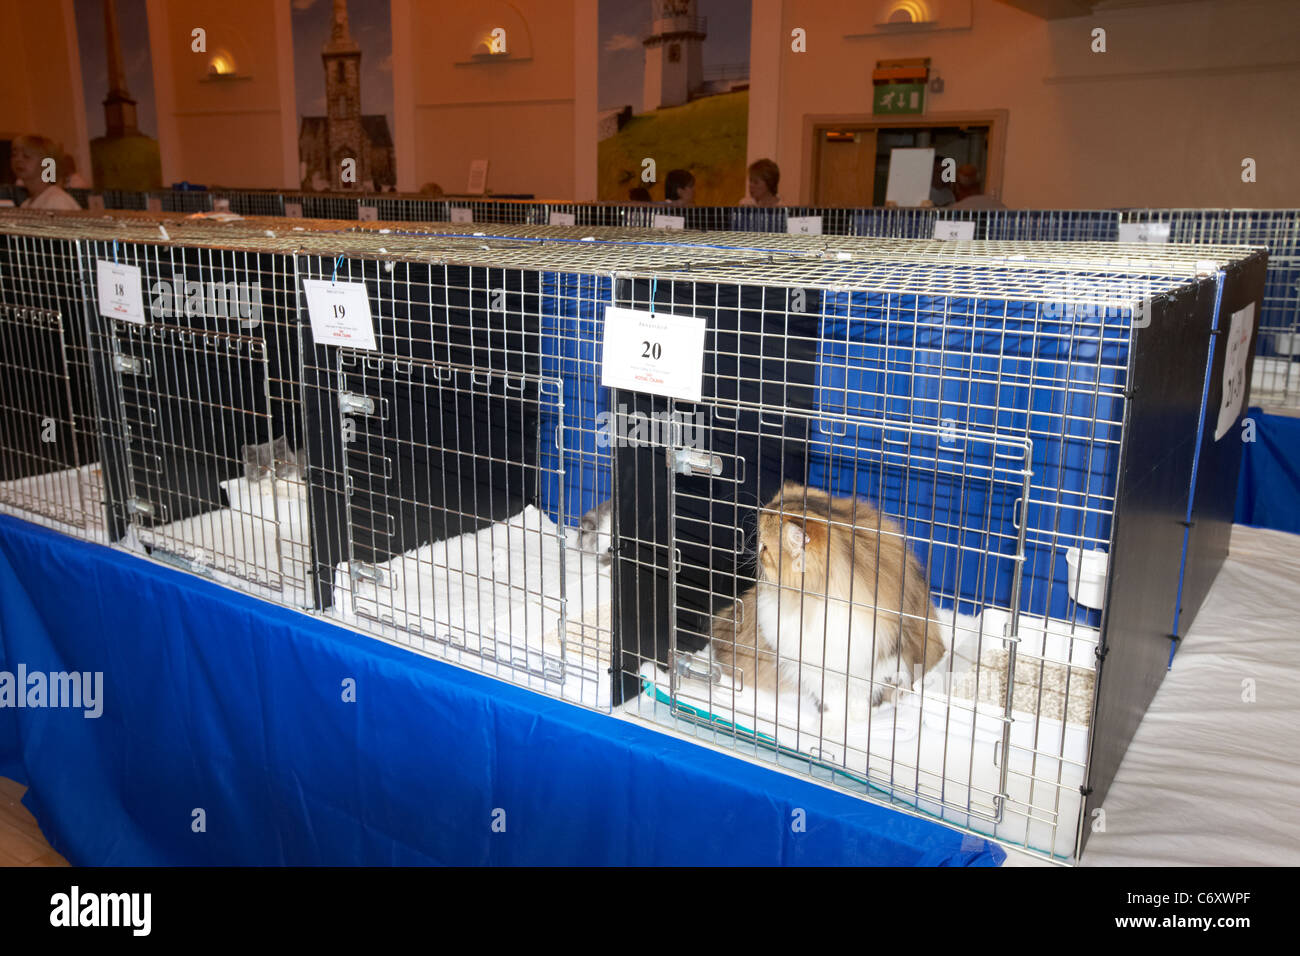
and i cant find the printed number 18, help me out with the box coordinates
[641,340,662,360]
[113,283,124,296]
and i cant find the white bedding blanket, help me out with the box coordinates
[330,506,614,707]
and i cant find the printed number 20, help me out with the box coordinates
[641,340,662,360]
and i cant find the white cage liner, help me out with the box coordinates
[326,506,614,710]
[637,606,1097,862]
[0,463,108,542]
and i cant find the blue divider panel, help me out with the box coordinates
[538,272,612,527]
[811,287,1131,624]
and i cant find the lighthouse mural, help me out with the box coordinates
[642,0,707,111]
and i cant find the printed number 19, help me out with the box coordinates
[641,340,662,360]
[333,304,346,319]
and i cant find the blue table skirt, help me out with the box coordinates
[1235,406,1300,536]
[0,514,1002,866]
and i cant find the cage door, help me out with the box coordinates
[0,305,85,526]
[335,351,573,688]
[111,321,288,590]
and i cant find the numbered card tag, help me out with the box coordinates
[601,306,706,402]
[96,261,146,324]
[450,207,473,224]
[933,221,976,241]
[213,197,231,212]
[652,214,685,231]
[1117,222,1171,244]
[285,201,303,218]
[302,279,377,351]
[787,216,823,235]
[146,196,162,212]
[1214,302,1256,441]
[358,205,378,222]
[549,211,576,226]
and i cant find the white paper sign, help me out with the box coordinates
[933,220,976,241]
[1214,302,1256,441]
[467,159,489,196]
[787,216,823,235]
[450,207,473,224]
[302,279,377,351]
[601,306,706,402]
[96,261,146,324]
[652,214,685,231]
[1117,222,1171,244]
[549,211,576,226]
[884,147,934,207]
[358,206,378,222]
[285,202,303,218]
[213,197,230,212]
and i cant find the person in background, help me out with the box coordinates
[664,169,695,207]
[949,164,1006,210]
[10,135,82,210]
[628,186,652,202]
[929,157,955,207]
[61,152,90,189]
[740,158,782,207]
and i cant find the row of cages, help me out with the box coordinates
[4,184,1297,411]
[0,206,1271,864]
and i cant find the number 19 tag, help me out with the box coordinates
[302,279,377,350]
[601,306,707,402]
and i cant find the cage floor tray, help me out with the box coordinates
[0,463,108,540]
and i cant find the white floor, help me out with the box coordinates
[1073,524,1300,866]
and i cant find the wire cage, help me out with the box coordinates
[73,227,312,606]
[1123,209,1300,410]
[598,253,1255,863]
[0,215,134,538]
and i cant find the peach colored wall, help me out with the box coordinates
[405,0,576,198]
[0,0,91,180]
[753,0,1300,208]
[146,0,298,188]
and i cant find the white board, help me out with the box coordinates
[302,279,377,351]
[467,159,490,196]
[787,216,823,235]
[549,212,576,226]
[652,214,685,231]
[884,147,934,207]
[96,261,146,324]
[1215,302,1256,441]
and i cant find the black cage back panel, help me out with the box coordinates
[297,256,541,610]
[611,278,819,703]
[1082,279,1220,855]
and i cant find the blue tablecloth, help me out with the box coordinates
[1235,406,1300,535]
[0,514,1002,866]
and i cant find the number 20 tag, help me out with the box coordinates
[302,279,377,350]
[601,306,707,402]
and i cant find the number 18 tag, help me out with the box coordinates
[601,306,707,402]
[302,279,377,350]
[96,260,145,324]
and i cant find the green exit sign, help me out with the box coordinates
[873,83,925,115]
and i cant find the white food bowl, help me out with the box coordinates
[1065,547,1108,610]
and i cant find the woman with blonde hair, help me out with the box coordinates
[10,135,82,210]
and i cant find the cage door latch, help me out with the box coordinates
[126,498,154,517]
[350,563,388,588]
[672,650,722,685]
[114,355,146,375]
[666,448,723,477]
[338,392,376,416]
